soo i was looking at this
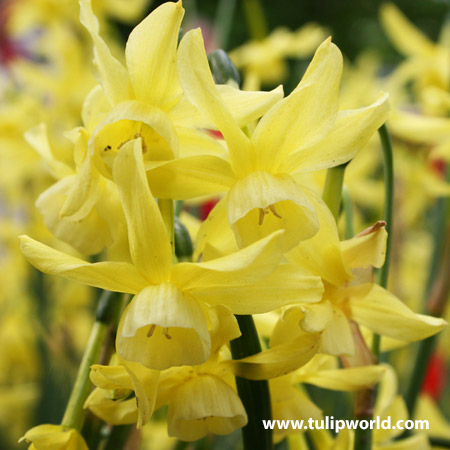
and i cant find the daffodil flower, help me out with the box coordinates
[148,32,389,251]
[283,207,447,356]
[20,139,323,370]
[19,424,88,450]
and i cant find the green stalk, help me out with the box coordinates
[242,0,268,40]
[371,124,394,357]
[230,315,273,450]
[215,0,236,50]
[322,163,347,221]
[159,199,176,261]
[342,186,355,239]
[61,291,119,430]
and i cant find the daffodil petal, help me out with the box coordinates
[373,433,430,450]
[24,123,73,179]
[349,284,447,342]
[285,93,389,174]
[253,37,342,171]
[227,172,318,250]
[172,230,284,290]
[19,235,147,293]
[147,155,235,200]
[380,3,436,58]
[89,364,134,390]
[167,375,247,441]
[123,360,160,428]
[224,333,320,380]
[177,29,253,176]
[186,263,323,315]
[341,225,388,269]
[296,366,386,391]
[113,139,172,284]
[117,283,211,370]
[125,1,184,107]
[79,0,131,104]
[85,388,138,425]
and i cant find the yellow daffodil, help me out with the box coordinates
[56,0,283,231]
[20,140,323,370]
[283,206,446,356]
[149,32,389,251]
[19,424,88,450]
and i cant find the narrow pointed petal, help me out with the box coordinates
[172,230,285,291]
[126,1,184,107]
[284,93,389,174]
[187,263,323,314]
[19,235,147,293]
[296,366,386,391]
[177,29,253,176]
[79,0,131,104]
[349,284,447,342]
[59,154,100,221]
[380,3,436,57]
[224,333,320,380]
[123,360,160,428]
[341,224,388,269]
[253,38,343,171]
[169,85,284,129]
[147,155,235,200]
[117,283,211,370]
[113,139,172,283]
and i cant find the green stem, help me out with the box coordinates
[61,291,119,430]
[242,0,268,40]
[159,199,176,261]
[230,315,273,450]
[342,187,354,239]
[429,437,450,448]
[322,163,347,221]
[215,0,236,50]
[372,124,394,358]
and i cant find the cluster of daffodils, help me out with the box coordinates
[1,0,449,449]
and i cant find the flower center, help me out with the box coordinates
[146,324,172,340]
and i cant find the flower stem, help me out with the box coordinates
[342,186,355,239]
[61,290,119,430]
[230,315,273,450]
[372,124,394,357]
[322,163,348,221]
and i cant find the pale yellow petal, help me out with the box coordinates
[117,283,210,370]
[253,38,342,171]
[284,93,389,174]
[147,155,235,200]
[227,172,319,250]
[177,29,253,176]
[341,226,388,269]
[224,333,320,380]
[167,375,247,441]
[349,284,447,342]
[125,1,184,107]
[113,139,172,284]
[19,236,147,293]
[79,0,131,104]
